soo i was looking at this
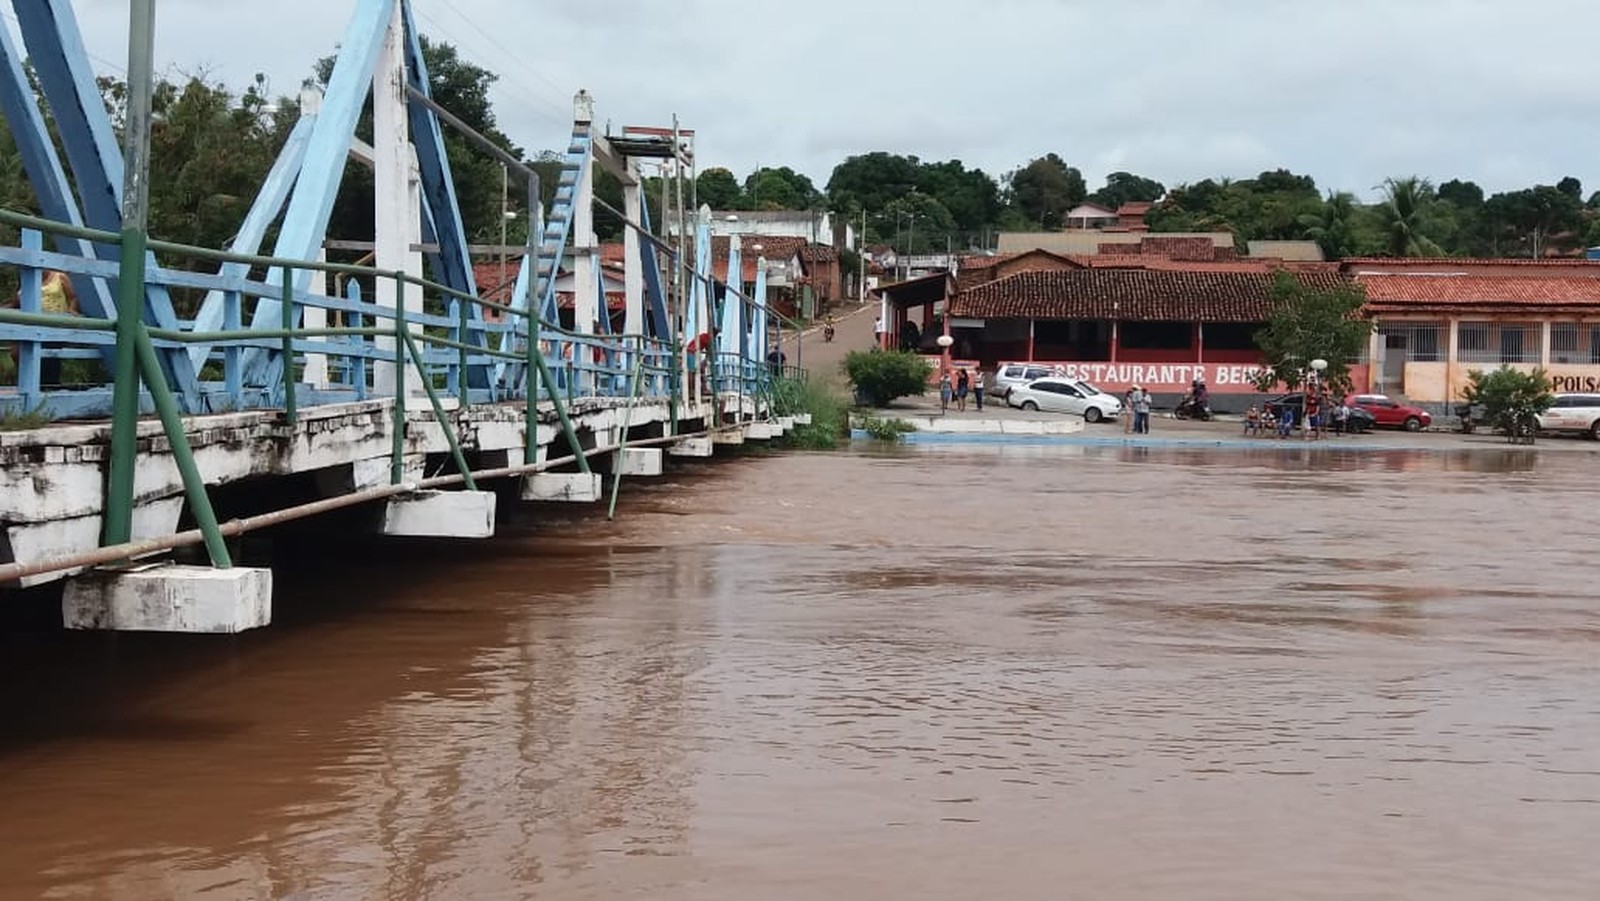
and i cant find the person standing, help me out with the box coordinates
[1123,388,1135,434]
[972,369,986,411]
[1132,385,1151,434]
[955,368,970,412]
[1303,392,1321,441]
[873,315,886,350]
[938,369,953,414]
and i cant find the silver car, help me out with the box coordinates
[1006,376,1124,423]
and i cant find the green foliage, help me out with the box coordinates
[1463,367,1554,443]
[1377,176,1446,257]
[1088,171,1166,210]
[696,166,743,209]
[772,377,848,450]
[1251,272,1373,393]
[856,414,917,442]
[843,350,929,408]
[0,402,52,431]
[1005,153,1086,229]
[744,166,821,210]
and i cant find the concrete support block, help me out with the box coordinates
[669,437,714,457]
[63,563,273,633]
[612,447,663,476]
[522,472,603,503]
[744,422,776,440]
[777,416,795,432]
[382,490,497,538]
[793,413,813,425]
[712,429,746,446]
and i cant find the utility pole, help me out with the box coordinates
[499,162,509,300]
[105,0,157,548]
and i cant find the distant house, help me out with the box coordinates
[670,209,855,251]
[1062,203,1118,230]
[997,229,1236,257]
[1247,240,1325,262]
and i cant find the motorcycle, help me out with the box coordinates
[823,324,835,343]
[1172,393,1213,421]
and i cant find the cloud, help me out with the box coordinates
[50,0,1600,199]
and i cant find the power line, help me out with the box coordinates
[411,5,570,138]
[430,0,574,107]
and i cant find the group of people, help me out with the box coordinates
[1122,385,1153,433]
[937,367,984,413]
[1243,393,1352,439]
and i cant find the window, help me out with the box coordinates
[1120,321,1192,350]
[1203,322,1264,351]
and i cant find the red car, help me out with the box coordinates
[1348,394,1432,431]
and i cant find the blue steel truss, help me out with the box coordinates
[0,0,781,421]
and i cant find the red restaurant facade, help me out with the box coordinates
[947,267,1368,403]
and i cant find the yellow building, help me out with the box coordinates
[1346,258,1600,403]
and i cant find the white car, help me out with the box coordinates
[990,363,1057,401]
[1006,376,1123,423]
[1537,393,1600,439]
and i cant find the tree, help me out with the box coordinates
[843,349,929,407]
[1088,171,1165,210]
[1251,272,1373,393]
[881,191,954,254]
[743,166,820,210]
[1296,191,1361,260]
[1376,176,1445,257]
[1557,176,1583,201]
[696,166,743,209]
[1005,153,1085,228]
[826,151,923,220]
[1462,366,1553,443]
[313,36,524,247]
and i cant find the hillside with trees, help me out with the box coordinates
[1,44,1596,273]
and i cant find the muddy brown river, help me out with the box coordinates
[2,442,1599,899]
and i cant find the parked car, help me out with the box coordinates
[991,363,1057,401]
[1262,393,1375,433]
[1536,393,1600,439]
[1347,394,1432,431]
[1006,376,1123,423]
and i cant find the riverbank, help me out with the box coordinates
[860,394,1600,453]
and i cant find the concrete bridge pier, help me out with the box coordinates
[62,562,273,634]
[381,490,497,538]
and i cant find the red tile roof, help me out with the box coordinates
[958,253,1014,270]
[707,235,808,282]
[1358,274,1600,312]
[1342,257,1600,269]
[471,259,524,305]
[952,268,1347,321]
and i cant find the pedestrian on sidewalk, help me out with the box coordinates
[873,315,886,350]
[1123,388,1134,433]
[938,369,953,414]
[955,368,970,412]
[1132,385,1151,434]
[972,370,986,411]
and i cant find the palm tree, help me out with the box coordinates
[1297,191,1359,259]
[1377,176,1445,257]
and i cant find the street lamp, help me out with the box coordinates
[937,333,954,377]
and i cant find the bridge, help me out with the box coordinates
[0,0,812,631]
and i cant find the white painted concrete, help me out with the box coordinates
[712,429,746,446]
[523,473,603,502]
[744,422,776,440]
[382,490,497,538]
[777,416,795,431]
[613,447,663,476]
[669,437,714,457]
[63,563,273,633]
[793,413,813,425]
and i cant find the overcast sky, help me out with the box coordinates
[53,0,1600,202]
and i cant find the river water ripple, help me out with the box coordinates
[1,443,1598,899]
